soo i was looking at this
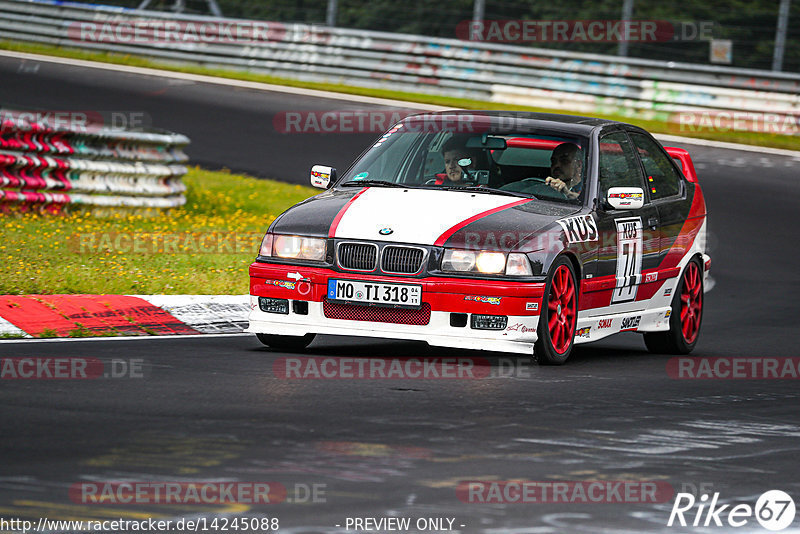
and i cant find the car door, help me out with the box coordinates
[586,130,660,315]
[626,130,689,276]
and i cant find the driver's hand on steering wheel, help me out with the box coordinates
[545,176,568,193]
[545,176,580,199]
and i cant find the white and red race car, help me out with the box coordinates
[247,112,709,364]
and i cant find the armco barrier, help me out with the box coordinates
[0,0,798,134]
[0,109,189,210]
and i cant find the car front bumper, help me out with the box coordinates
[246,262,546,354]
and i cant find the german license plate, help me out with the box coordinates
[327,279,422,308]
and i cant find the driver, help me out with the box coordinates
[545,142,584,200]
[432,137,479,185]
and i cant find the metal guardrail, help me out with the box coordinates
[0,0,798,134]
[0,108,189,210]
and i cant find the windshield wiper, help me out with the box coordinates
[437,185,534,199]
[340,180,406,188]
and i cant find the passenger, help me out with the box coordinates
[433,138,480,185]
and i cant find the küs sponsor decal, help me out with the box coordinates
[557,214,598,243]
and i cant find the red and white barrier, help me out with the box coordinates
[0,109,189,211]
[0,294,247,338]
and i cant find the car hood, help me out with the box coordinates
[271,187,581,250]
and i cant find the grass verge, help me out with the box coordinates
[1,39,797,151]
[1,167,317,295]
[0,332,27,339]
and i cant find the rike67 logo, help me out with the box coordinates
[668,490,796,531]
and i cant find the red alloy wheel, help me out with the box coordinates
[547,264,577,354]
[680,261,703,344]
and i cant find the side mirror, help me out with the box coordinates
[310,165,335,189]
[607,187,644,210]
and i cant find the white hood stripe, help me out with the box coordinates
[332,188,526,245]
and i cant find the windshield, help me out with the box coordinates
[338,116,589,204]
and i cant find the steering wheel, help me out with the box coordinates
[528,177,572,197]
[500,179,565,198]
[424,178,440,185]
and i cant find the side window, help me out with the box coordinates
[598,132,645,200]
[629,132,683,200]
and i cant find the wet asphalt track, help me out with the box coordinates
[2,54,800,533]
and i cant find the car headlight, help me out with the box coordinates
[442,249,476,271]
[442,249,532,276]
[260,234,327,262]
[259,234,274,256]
[505,253,533,276]
[475,252,506,274]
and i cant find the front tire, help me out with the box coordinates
[644,258,703,354]
[534,257,578,365]
[256,333,316,351]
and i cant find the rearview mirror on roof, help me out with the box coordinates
[466,135,507,150]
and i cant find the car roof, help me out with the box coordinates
[405,110,620,136]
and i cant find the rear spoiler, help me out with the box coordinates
[664,146,698,183]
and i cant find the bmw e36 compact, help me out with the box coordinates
[246,112,709,364]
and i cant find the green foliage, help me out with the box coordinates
[0,167,318,295]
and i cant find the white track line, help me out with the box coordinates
[2,49,798,157]
[0,332,252,344]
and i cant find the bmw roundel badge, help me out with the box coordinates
[379,228,393,235]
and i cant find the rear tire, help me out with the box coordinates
[534,257,578,365]
[644,258,703,354]
[256,333,316,351]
